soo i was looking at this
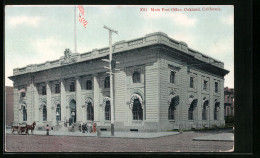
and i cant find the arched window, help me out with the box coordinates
[188,99,197,120]
[168,104,176,120]
[70,100,76,123]
[43,105,47,121]
[86,80,92,90]
[132,99,143,120]
[22,106,27,121]
[105,101,111,120]
[188,107,194,120]
[104,76,110,88]
[56,104,61,121]
[214,102,220,120]
[202,99,208,120]
[132,71,141,83]
[170,71,175,84]
[87,103,94,120]
[168,96,179,120]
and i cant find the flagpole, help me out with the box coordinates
[74,5,77,53]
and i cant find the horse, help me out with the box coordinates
[11,125,28,134]
[11,126,19,134]
[26,122,36,135]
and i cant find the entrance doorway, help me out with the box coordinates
[69,100,76,123]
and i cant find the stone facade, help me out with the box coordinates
[9,32,229,132]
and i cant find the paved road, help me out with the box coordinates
[5,130,234,152]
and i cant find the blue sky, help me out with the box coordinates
[5,5,234,88]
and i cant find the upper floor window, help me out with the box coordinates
[104,76,110,88]
[190,77,194,88]
[170,71,175,84]
[132,71,141,83]
[42,86,46,95]
[203,80,208,90]
[86,80,92,90]
[70,82,75,92]
[55,83,60,94]
[215,82,218,93]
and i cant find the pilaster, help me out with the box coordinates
[33,84,39,123]
[76,76,82,122]
[93,74,100,125]
[46,81,52,122]
[60,79,66,122]
[209,77,214,126]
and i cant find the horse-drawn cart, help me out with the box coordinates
[11,122,36,135]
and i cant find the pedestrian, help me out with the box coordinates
[89,123,92,133]
[82,123,85,133]
[79,123,81,132]
[46,124,49,135]
[86,123,88,133]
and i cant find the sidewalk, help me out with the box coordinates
[6,129,179,139]
[193,133,234,142]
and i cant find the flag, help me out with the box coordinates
[77,5,88,28]
[78,5,85,17]
[79,14,88,28]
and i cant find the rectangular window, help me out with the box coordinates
[203,80,208,90]
[170,71,175,84]
[42,86,46,95]
[190,77,194,88]
[70,82,75,92]
[215,82,218,93]
[55,84,60,94]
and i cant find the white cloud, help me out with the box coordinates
[32,36,70,62]
[171,13,197,26]
[221,15,234,25]
[207,36,234,58]
[7,15,43,28]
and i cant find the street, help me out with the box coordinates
[5,130,233,152]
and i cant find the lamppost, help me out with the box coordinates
[103,25,118,136]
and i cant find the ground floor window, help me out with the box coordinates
[132,99,143,120]
[23,106,27,121]
[214,102,220,120]
[87,103,94,121]
[188,107,194,120]
[105,101,111,120]
[188,98,197,120]
[56,104,61,121]
[168,106,175,120]
[202,107,207,120]
[43,105,47,121]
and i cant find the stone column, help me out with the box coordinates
[13,85,19,123]
[219,79,225,125]
[46,81,52,123]
[60,79,66,123]
[209,77,214,127]
[33,83,39,123]
[197,74,202,126]
[93,74,100,125]
[76,77,82,122]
